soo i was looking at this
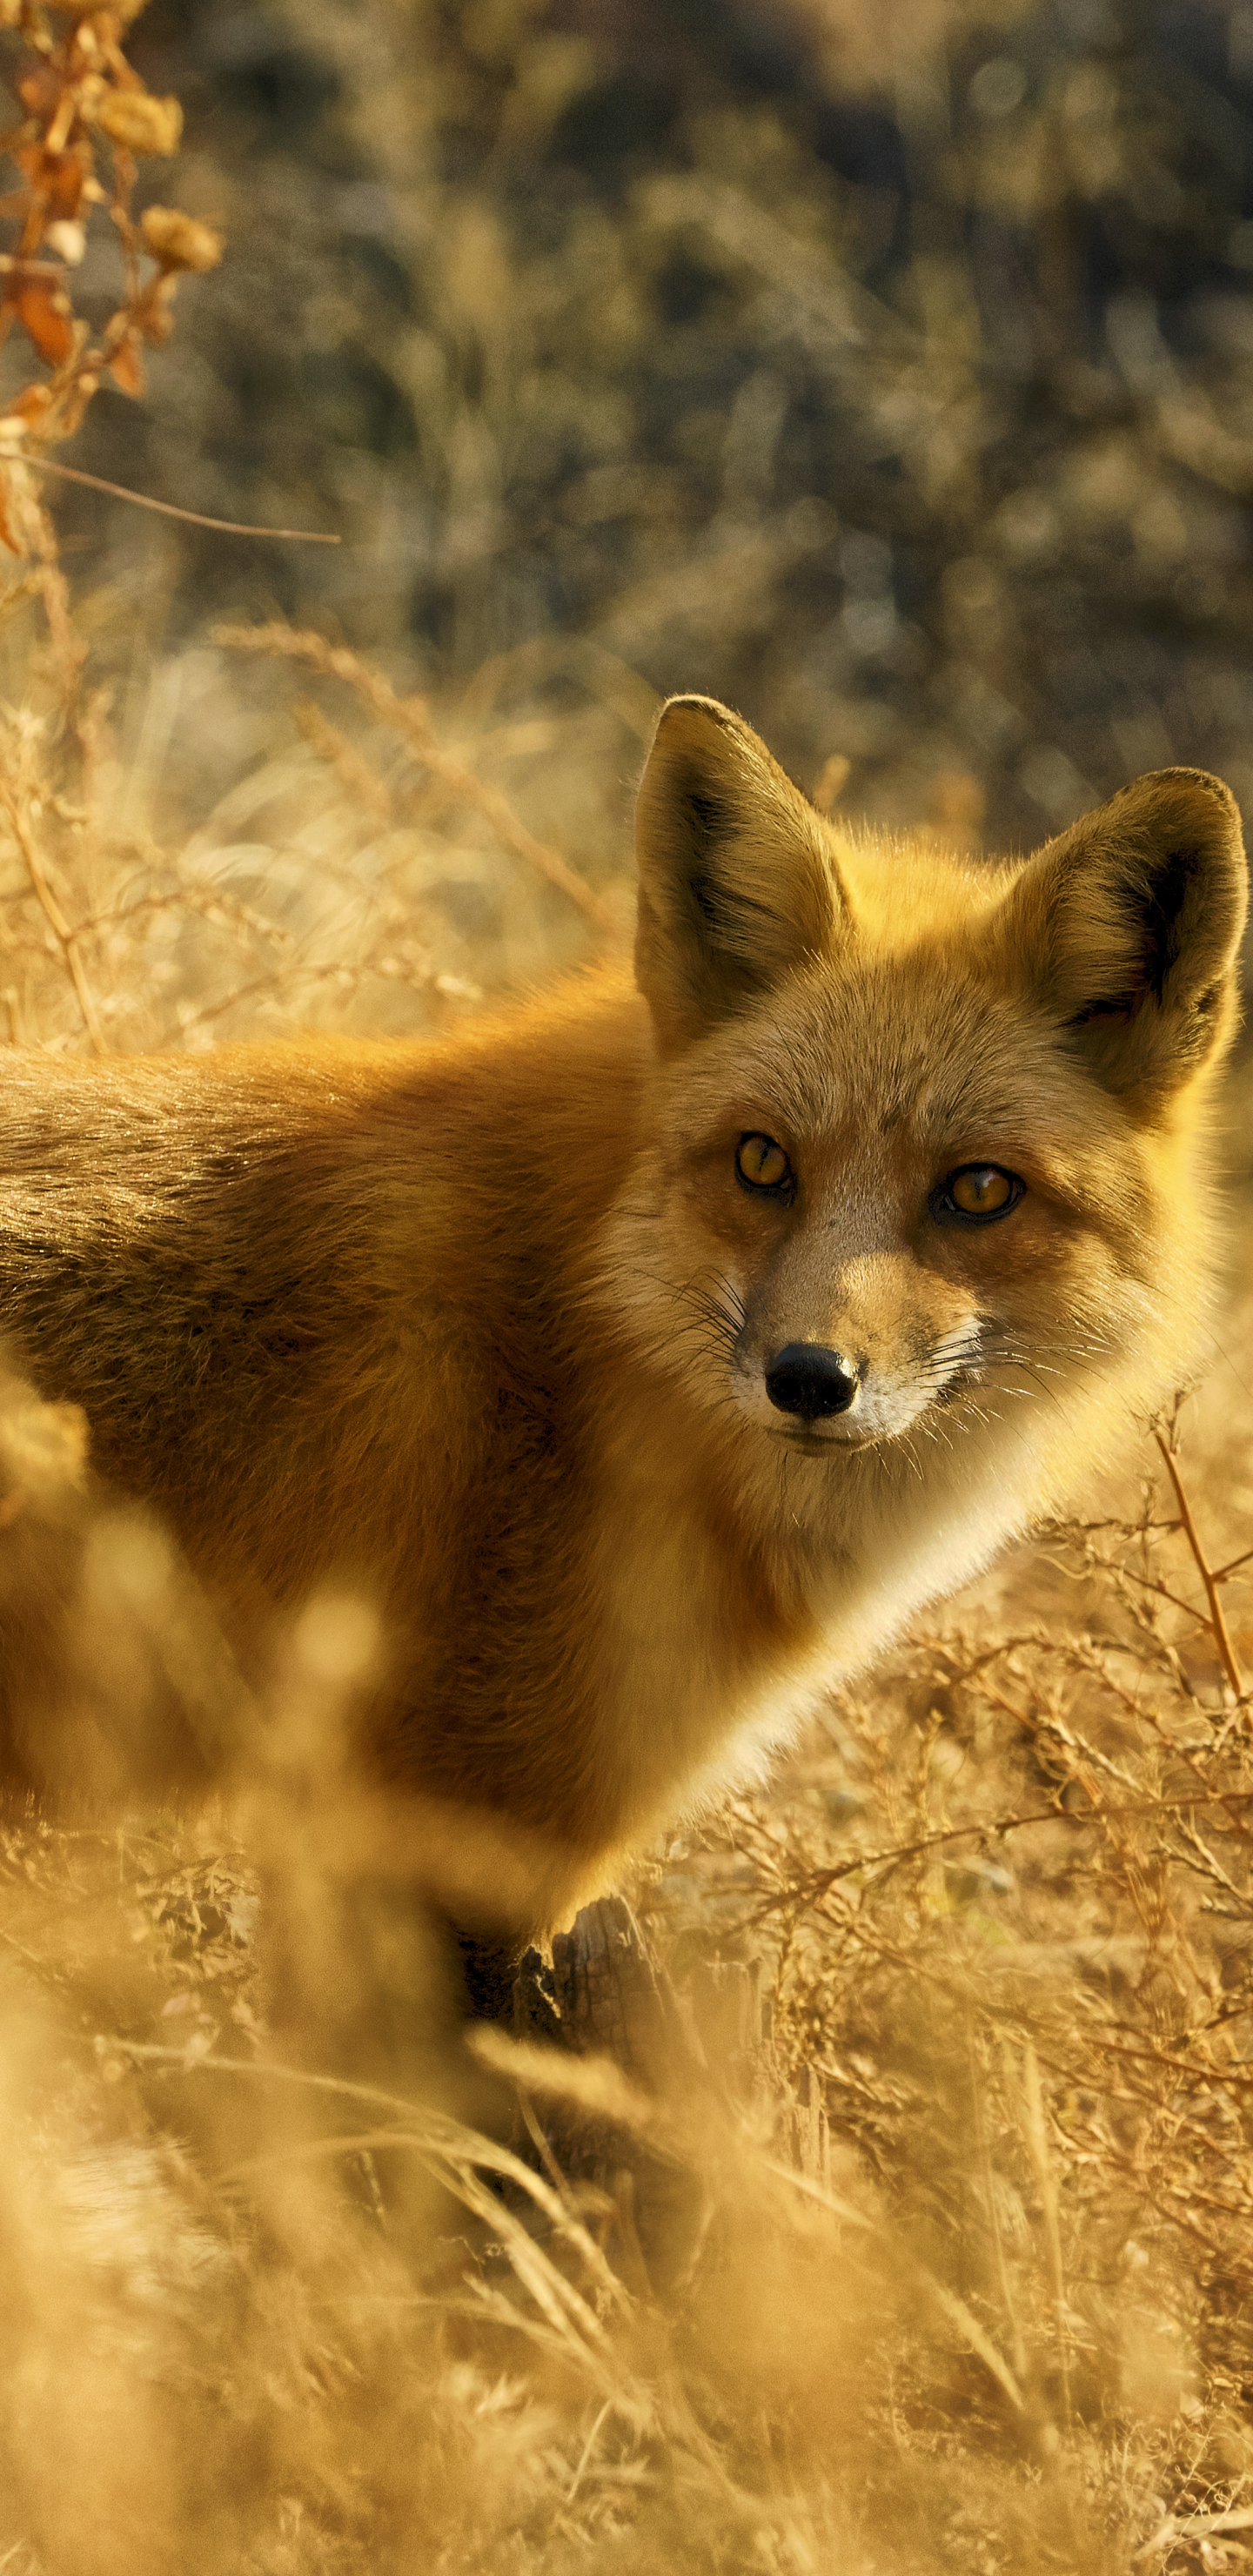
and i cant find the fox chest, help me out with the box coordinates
[590,1494,825,1831]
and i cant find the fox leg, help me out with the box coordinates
[447,1918,529,2023]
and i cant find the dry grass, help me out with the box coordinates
[0,1313,1250,2571]
[0,7,1249,2572]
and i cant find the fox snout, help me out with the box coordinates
[732,1245,984,1447]
[764,1344,861,1421]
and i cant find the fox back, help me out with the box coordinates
[0,694,1243,1957]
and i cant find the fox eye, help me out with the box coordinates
[736,1132,792,1193]
[935,1164,1023,1223]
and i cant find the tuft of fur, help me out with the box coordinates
[0,696,1243,1957]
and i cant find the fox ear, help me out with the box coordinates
[1004,768,1248,1101]
[633,695,845,1054]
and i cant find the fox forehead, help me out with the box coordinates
[658,952,1117,1168]
[828,822,1012,943]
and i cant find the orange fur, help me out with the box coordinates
[0,697,1243,1957]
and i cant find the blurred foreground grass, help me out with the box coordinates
[0,1315,1251,2573]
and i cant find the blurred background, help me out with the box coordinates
[23,0,1253,869]
[1,0,1252,1045]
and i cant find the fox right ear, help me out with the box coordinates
[633,696,846,1054]
[1002,767,1248,1104]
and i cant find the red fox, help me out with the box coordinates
[0,696,1243,2010]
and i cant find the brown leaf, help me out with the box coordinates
[13,281,73,367]
[0,473,20,557]
[95,91,182,157]
[15,145,90,220]
[7,384,53,428]
[140,206,223,273]
[107,332,144,397]
[139,276,176,344]
[57,371,97,437]
[17,68,61,121]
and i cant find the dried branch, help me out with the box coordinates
[0,448,340,541]
[0,3,222,459]
[1155,1426,1247,1700]
[0,759,102,1046]
[739,1786,1253,1929]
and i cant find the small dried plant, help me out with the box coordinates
[0,0,219,467]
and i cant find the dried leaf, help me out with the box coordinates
[7,385,54,426]
[139,276,177,344]
[107,332,144,397]
[17,68,62,120]
[0,471,20,556]
[140,206,223,273]
[13,281,74,367]
[95,91,183,157]
[57,370,97,435]
[15,144,90,219]
[44,218,85,265]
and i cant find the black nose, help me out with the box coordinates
[765,1342,860,1421]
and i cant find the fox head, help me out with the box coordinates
[617,694,1247,1471]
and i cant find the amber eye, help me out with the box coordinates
[736,1132,792,1193]
[939,1164,1022,1222]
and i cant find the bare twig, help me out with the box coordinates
[1213,1543,1253,1586]
[1155,1427,1247,1699]
[0,768,103,1048]
[737,1788,1253,1927]
[0,451,341,542]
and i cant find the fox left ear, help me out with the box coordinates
[634,695,846,1055]
[1003,768,1249,1100]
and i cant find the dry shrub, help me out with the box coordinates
[641,1305,1253,2572]
[0,0,217,449]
